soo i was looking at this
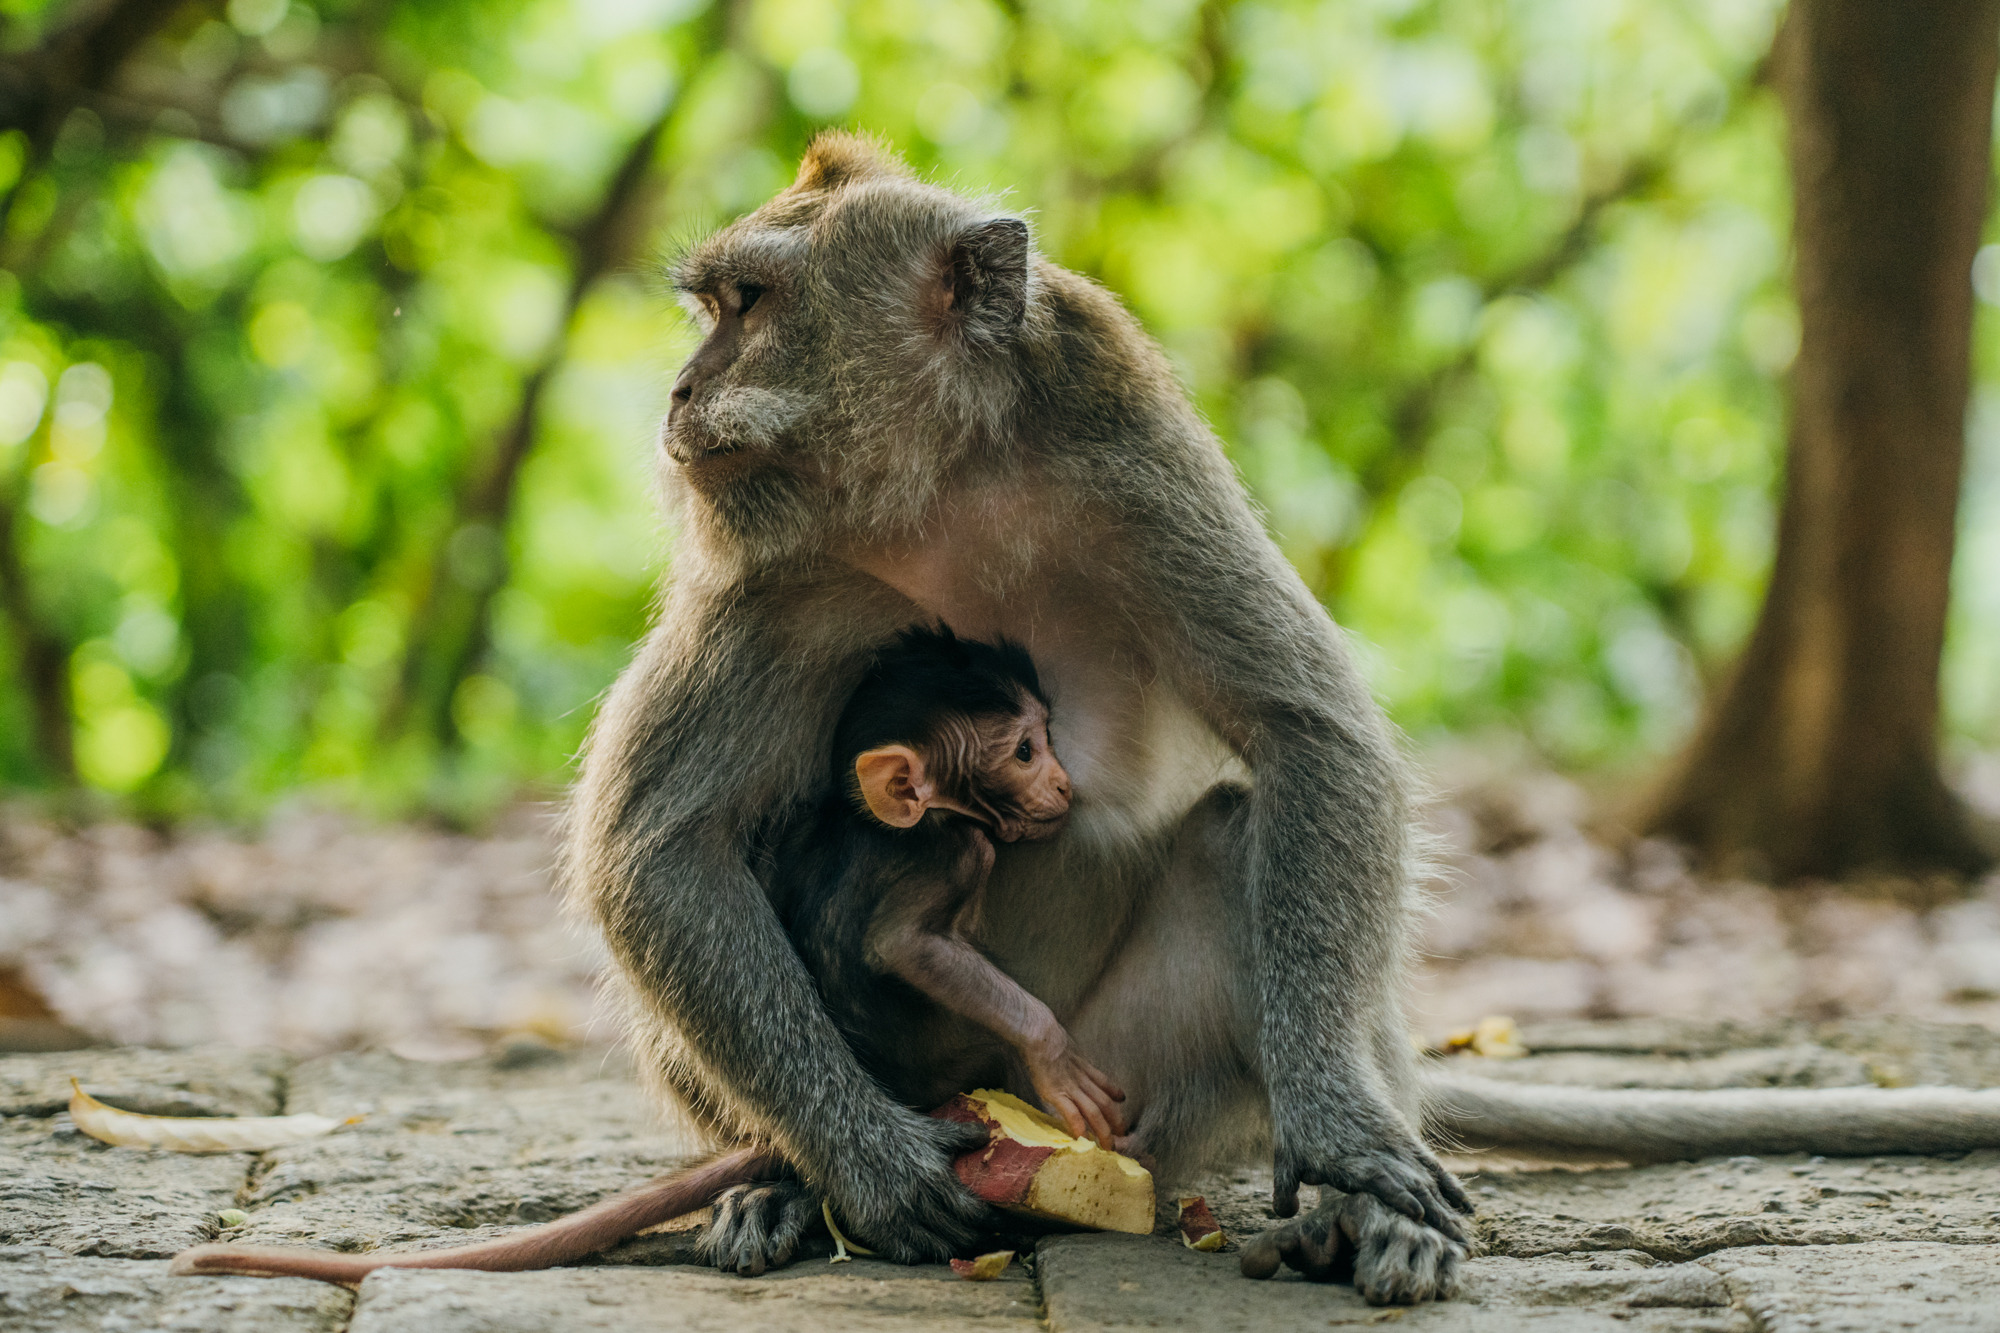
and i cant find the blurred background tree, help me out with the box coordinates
[1645,0,1997,880]
[0,0,1994,867]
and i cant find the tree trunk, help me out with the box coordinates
[1644,0,1998,881]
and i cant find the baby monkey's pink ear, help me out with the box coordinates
[855,745,932,828]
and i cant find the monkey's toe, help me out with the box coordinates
[1239,1191,1353,1284]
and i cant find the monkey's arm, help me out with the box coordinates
[567,585,992,1263]
[867,828,1127,1145]
[1101,441,1471,1237]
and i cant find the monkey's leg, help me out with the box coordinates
[1057,789,1465,1307]
[699,1175,823,1276]
[1090,469,1471,1239]
[573,587,996,1266]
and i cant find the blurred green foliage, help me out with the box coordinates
[0,0,1994,818]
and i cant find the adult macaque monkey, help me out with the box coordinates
[570,129,1478,1302]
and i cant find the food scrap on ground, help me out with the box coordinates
[1176,1195,1226,1250]
[67,1078,358,1152]
[950,1250,1015,1280]
[1437,1015,1529,1059]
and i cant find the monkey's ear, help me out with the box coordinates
[945,218,1030,341]
[855,745,931,828]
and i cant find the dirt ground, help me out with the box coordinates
[4,750,1999,1058]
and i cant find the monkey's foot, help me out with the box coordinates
[1276,1139,1473,1241]
[1239,1191,1465,1306]
[699,1179,820,1276]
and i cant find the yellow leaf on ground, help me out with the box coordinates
[68,1079,358,1153]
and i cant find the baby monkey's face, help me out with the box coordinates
[978,695,1071,843]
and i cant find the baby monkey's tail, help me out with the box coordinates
[169,1146,780,1285]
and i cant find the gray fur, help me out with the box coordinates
[1427,1076,2000,1159]
[566,131,1467,1296]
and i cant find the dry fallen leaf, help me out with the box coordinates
[950,1250,1014,1280]
[68,1079,358,1152]
[1438,1015,1528,1059]
[822,1199,877,1263]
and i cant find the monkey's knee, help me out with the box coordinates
[699,1179,820,1276]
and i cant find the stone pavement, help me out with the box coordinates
[5,1019,1999,1332]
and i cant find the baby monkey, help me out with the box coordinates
[777,623,1127,1147]
[172,624,1119,1285]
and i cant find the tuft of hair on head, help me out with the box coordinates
[791,130,911,193]
[832,623,1045,809]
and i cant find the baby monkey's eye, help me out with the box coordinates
[738,283,764,314]
[1015,737,1033,763]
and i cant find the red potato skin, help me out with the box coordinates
[933,1095,1060,1207]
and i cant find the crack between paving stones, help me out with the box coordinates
[1024,1244,1053,1329]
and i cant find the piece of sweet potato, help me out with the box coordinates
[1175,1195,1225,1250]
[933,1089,1154,1235]
[950,1250,1015,1280]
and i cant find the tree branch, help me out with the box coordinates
[384,104,677,748]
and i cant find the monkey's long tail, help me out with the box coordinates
[1423,1075,2000,1160]
[168,1147,780,1285]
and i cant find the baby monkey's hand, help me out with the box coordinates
[1025,1030,1128,1148]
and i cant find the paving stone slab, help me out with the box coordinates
[1514,1019,1812,1059]
[1700,1241,2000,1332]
[1469,1151,2000,1260]
[0,1246,353,1332]
[228,1047,709,1259]
[344,1259,1038,1332]
[1511,1017,2000,1088]
[0,1048,286,1257]
[0,1045,288,1118]
[1813,1017,2000,1089]
[1037,1234,1751,1331]
[1445,1044,1874,1091]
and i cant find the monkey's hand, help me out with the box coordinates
[1273,1125,1472,1243]
[820,1109,996,1264]
[1024,1033,1128,1148]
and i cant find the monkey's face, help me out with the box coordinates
[977,696,1071,844]
[663,245,816,478]
[660,138,1034,545]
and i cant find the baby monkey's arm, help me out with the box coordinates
[868,826,1127,1147]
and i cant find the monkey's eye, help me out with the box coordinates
[738,284,764,315]
[1015,737,1033,763]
